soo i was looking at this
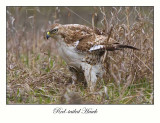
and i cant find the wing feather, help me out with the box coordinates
[89,45,105,52]
[76,35,139,53]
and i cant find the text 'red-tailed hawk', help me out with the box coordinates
[46,24,138,91]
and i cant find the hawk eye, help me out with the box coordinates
[51,28,58,33]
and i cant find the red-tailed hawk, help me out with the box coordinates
[46,24,138,91]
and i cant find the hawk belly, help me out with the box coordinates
[56,39,84,69]
[56,39,104,91]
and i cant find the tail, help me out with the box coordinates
[104,44,139,51]
[117,44,139,50]
[89,43,139,54]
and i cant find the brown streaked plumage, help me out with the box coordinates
[46,23,138,91]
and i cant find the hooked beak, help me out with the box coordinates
[46,31,50,39]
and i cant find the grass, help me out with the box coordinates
[7,7,153,104]
[7,52,153,104]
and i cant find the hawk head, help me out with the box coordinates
[46,28,58,39]
[45,23,94,44]
[46,24,64,40]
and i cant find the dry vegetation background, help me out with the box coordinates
[7,7,153,104]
